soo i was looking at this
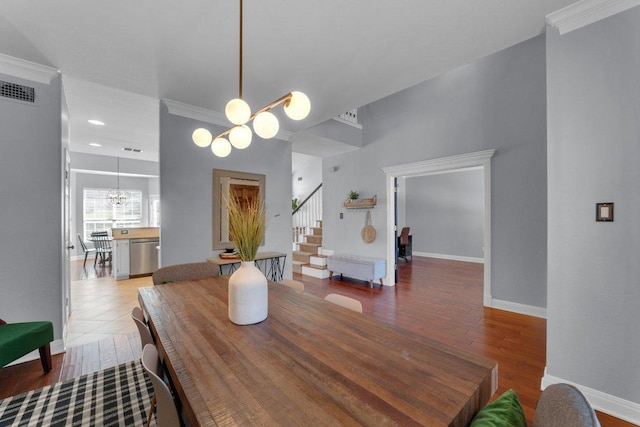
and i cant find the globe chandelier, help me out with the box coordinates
[107,157,128,206]
[192,0,311,157]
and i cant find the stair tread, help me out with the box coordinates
[310,254,328,259]
[293,250,314,256]
[304,264,328,270]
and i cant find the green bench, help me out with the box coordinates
[0,319,54,373]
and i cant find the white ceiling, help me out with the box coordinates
[0,0,575,162]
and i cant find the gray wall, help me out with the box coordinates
[405,169,484,259]
[546,7,640,404]
[0,73,63,338]
[324,34,547,308]
[292,154,322,202]
[159,102,292,277]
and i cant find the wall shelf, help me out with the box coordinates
[344,195,377,209]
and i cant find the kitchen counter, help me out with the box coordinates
[111,227,160,280]
[112,227,159,240]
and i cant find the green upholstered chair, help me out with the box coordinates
[0,319,54,372]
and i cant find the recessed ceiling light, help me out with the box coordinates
[88,119,105,126]
[89,142,102,147]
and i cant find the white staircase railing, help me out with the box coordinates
[292,184,322,244]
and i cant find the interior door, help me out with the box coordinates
[394,177,399,283]
[63,150,72,321]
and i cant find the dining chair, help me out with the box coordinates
[398,227,411,262]
[152,262,220,285]
[533,383,601,427]
[281,279,304,292]
[141,344,181,427]
[91,232,112,266]
[324,293,363,313]
[131,307,157,427]
[131,307,154,351]
[77,233,96,268]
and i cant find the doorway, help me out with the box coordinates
[382,149,495,306]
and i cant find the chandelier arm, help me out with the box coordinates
[212,92,292,141]
[212,126,236,142]
[249,93,292,120]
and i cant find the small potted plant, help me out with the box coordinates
[348,190,359,201]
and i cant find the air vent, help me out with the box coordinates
[0,80,36,103]
[122,147,143,153]
[337,109,358,124]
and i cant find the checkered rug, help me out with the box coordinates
[0,360,154,427]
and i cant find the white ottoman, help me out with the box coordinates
[327,254,386,288]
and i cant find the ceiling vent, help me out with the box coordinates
[0,80,36,103]
[122,147,143,153]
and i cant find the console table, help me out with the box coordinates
[207,251,286,282]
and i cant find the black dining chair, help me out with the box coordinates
[77,233,96,268]
[91,232,112,266]
[398,227,411,262]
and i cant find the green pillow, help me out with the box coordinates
[470,389,527,427]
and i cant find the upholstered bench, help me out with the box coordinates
[0,320,54,372]
[327,254,386,288]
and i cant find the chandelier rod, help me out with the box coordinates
[239,0,243,100]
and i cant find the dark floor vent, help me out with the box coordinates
[0,80,36,103]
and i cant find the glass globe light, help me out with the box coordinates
[229,125,252,149]
[192,128,212,147]
[253,111,279,139]
[225,98,251,125]
[211,137,232,157]
[284,91,311,120]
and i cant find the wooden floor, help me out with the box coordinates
[1,257,634,426]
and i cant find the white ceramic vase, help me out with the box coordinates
[228,261,268,325]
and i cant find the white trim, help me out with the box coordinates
[491,299,547,319]
[163,98,227,126]
[5,339,65,367]
[163,98,293,141]
[542,370,640,425]
[0,53,59,84]
[382,149,495,307]
[414,252,484,264]
[546,0,640,35]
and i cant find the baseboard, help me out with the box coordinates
[491,298,547,319]
[542,370,640,425]
[414,252,484,264]
[6,339,65,367]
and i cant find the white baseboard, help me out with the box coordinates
[6,339,65,367]
[490,298,547,318]
[414,252,484,264]
[542,370,640,425]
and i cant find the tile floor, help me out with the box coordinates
[66,276,153,348]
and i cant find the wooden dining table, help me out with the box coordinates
[138,277,498,427]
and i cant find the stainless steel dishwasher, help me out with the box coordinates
[129,238,159,276]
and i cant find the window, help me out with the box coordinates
[149,195,160,227]
[83,188,142,240]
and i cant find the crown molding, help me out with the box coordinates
[163,98,293,142]
[0,53,58,84]
[546,0,640,35]
[163,99,228,126]
[381,149,495,177]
